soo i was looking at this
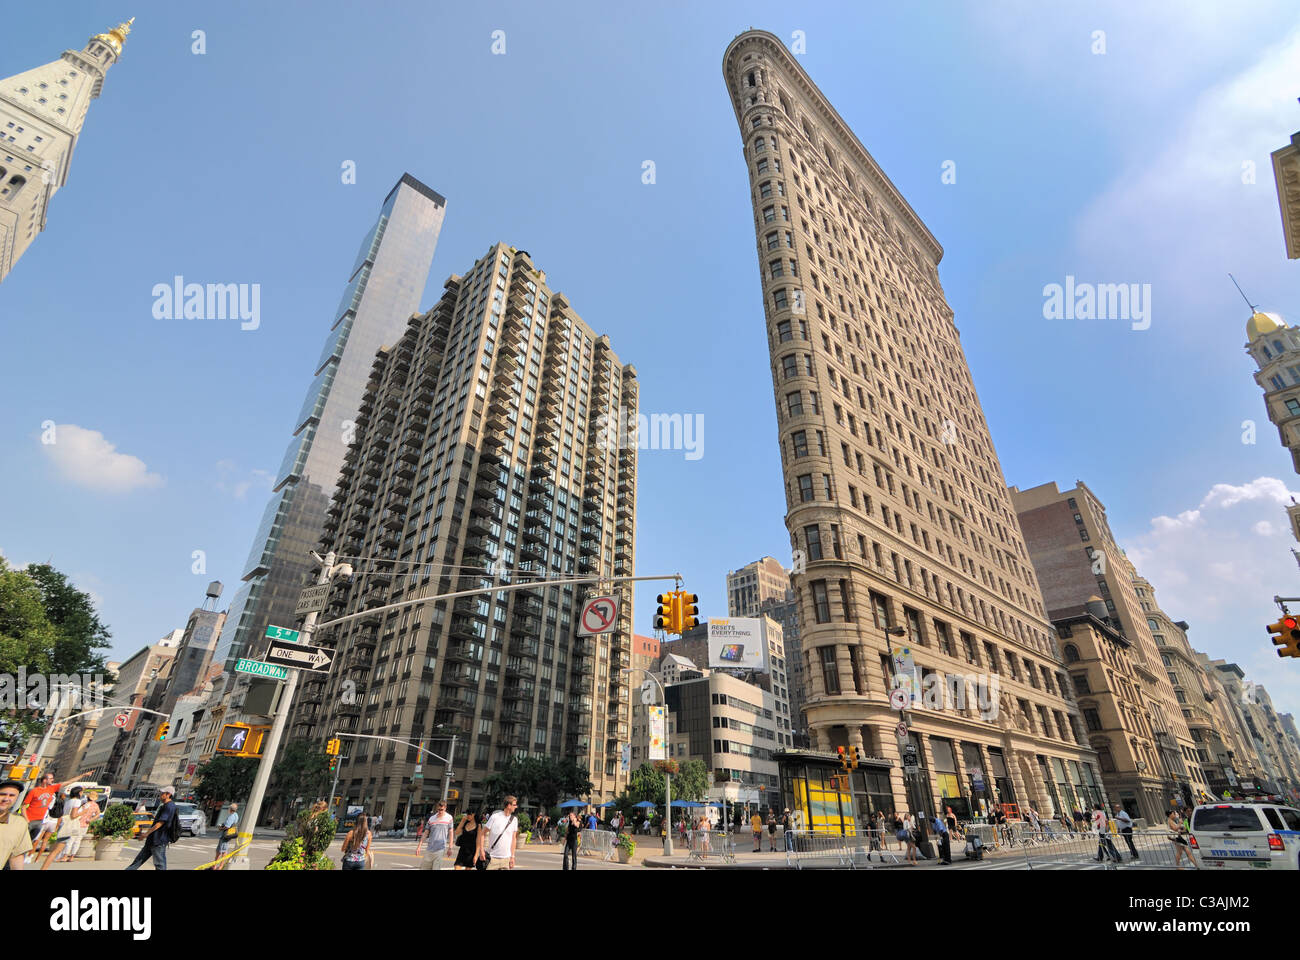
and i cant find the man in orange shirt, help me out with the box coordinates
[22,770,92,843]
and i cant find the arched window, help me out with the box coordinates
[1,174,25,200]
[1063,643,1080,663]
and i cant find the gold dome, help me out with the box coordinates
[92,17,134,56]
[1247,310,1285,341]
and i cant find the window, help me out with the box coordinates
[797,474,814,502]
[776,319,792,341]
[819,646,840,694]
[786,391,803,416]
[811,580,831,623]
[805,525,823,560]
[791,431,809,457]
[1083,708,1103,731]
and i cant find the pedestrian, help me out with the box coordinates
[372,812,382,836]
[1091,803,1121,863]
[484,795,519,870]
[945,805,959,839]
[766,811,778,852]
[39,786,85,869]
[1059,810,1072,836]
[1167,808,1197,870]
[750,809,763,852]
[0,780,34,870]
[562,809,581,870]
[535,812,549,844]
[421,800,455,870]
[340,813,372,871]
[1072,807,1085,834]
[894,812,916,866]
[1113,804,1139,861]
[215,802,239,870]
[932,813,953,864]
[453,812,483,870]
[20,770,92,844]
[697,813,712,855]
[124,786,178,871]
[1026,805,1040,833]
[64,789,100,863]
[874,810,887,850]
[586,809,598,832]
[782,808,796,853]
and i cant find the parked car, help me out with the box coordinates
[174,802,206,837]
[1188,802,1300,870]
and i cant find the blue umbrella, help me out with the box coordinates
[595,801,617,808]
[558,798,585,808]
[633,800,657,808]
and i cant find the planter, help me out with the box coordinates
[617,847,632,863]
[93,838,128,861]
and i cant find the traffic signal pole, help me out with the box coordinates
[229,551,335,870]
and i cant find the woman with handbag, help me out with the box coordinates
[340,814,372,871]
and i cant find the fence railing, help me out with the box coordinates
[785,829,897,869]
[686,830,737,863]
[579,828,616,861]
[1002,827,1181,869]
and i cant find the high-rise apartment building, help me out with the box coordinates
[80,638,177,786]
[724,31,1099,823]
[1245,310,1300,475]
[213,175,446,715]
[289,244,638,818]
[1012,480,1204,806]
[1,20,132,282]
[727,556,790,616]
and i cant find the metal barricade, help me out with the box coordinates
[685,829,736,863]
[784,830,891,870]
[843,828,900,867]
[579,828,616,861]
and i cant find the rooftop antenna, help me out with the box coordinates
[1229,273,1258,314]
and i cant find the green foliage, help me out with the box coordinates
[483,755,594,811]
[0,558,112,744]
[674,759,711,801]
[516,810,532,833]
[627,763,667,804]
[616,833,636,857]
[266,808,338,870]
[88,803,135,840]
[269,740,332,810]
[193,754,258,811]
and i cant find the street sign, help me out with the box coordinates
[894,721,908,739]
[577,595,619,636]
[264,639,334,672]
[236,657,290,681]
[904,764,920,776]
[295,584,332,616]
[266,625,301,643]
[889,688,908,711]
[113,713,129,728]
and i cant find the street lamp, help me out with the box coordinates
[622,666,672,856]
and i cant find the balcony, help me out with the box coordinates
[473,480,503,502]
[462,535,494,557]
[502,684,530,701]
[448,615,487,641]
[338,701,361,718]
[444,640,480,664]
[470,494,503,517]
[519,542,545,563]
[511,615,541,635]
[441,666,476,688]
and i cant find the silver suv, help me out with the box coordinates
[173,801,207,838]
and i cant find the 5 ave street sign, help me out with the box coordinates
[236,657,290,681]
[264,639,333,672]
[266,625,301,643]
[295,584,332,616]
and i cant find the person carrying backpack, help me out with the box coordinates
[124,786,179,870]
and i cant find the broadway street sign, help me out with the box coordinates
[235,658,289,681]
[264,639,333,672]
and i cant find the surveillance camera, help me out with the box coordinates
[332,563,354,583]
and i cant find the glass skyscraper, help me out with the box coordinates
[213,175,446,700]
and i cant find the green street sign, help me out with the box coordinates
[235,658,289,680]
[266,625,300,643]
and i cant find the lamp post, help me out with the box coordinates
[622,666,671,856]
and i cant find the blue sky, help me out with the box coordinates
[3,1,1300,712]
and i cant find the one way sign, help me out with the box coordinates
[264,639,334,672]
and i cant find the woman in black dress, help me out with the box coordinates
[453,812,483,870]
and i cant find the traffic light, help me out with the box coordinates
[837,745,849,771]
[680,593,699,631]
[1267,616,1300,658]
[329,757,338,773]
[155,722,170,742]
[849,746,860,770]
[655,592,682,634]
[326,737,340,756]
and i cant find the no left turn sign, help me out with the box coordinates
[578,595,620,636]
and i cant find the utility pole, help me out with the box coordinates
[440,735,457,807]
[231,551,335,869]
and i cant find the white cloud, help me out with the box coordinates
[1125,476,1300,715]
[1072,28,1300,316]
[214,460,275,500]
[40,424,164,494]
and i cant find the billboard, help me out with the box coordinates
[707,617,768,670]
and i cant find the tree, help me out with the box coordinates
[627,763,666,805]
[0,558,112,743]
[193,755,258,818]
[269,740,332,813]
[674,759,711,802]
[483,755,593,811]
